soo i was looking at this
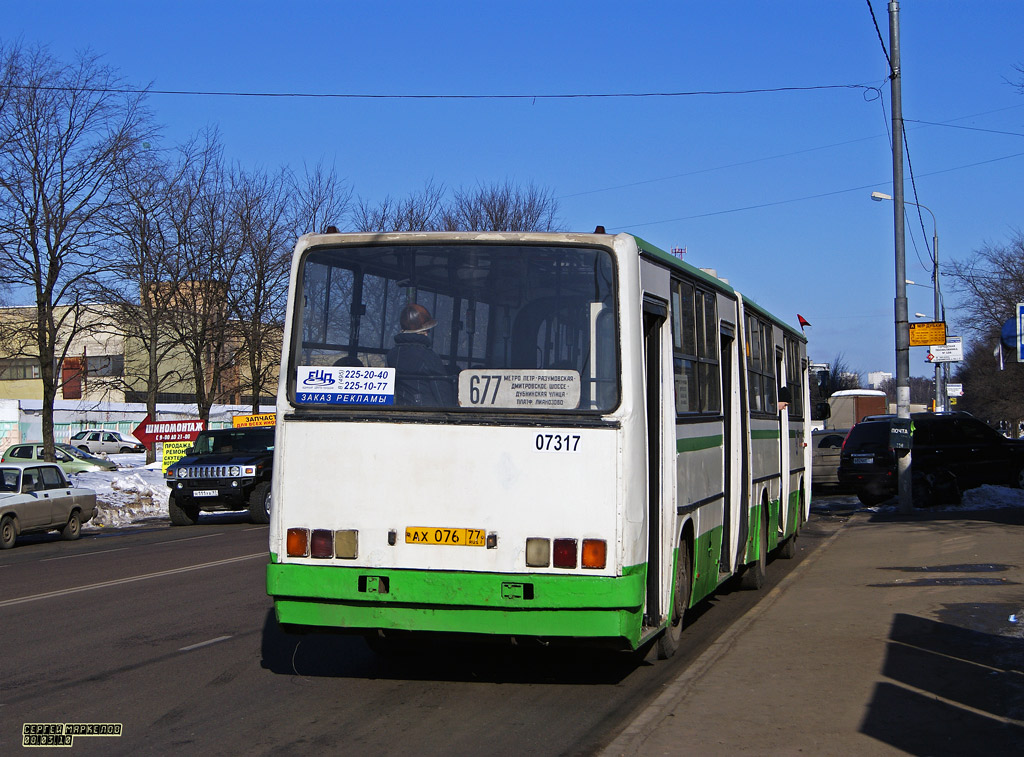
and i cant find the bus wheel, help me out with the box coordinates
[169,494,199,526]
[740,506,767,590]
[656,538,692,660]
[248,482,271,525]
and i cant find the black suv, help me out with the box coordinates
[838,412,1024,507]
[164,427,274,525]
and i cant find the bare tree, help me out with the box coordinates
[160,132,244,423]
[0,44,151,460]
[945,230,1024,428]
[97,141,210,460]
[440,179,560,231]
[352,180,446,232]
[289,160,352,235]
[228,165,292,412]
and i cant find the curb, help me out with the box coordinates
[599,519,850,756]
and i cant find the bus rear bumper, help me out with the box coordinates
[267,563,645,646]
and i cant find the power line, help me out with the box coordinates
[610,150,1024,230]
[904,119,1024,138]
[10,82,878,101]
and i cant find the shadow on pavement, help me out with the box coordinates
[860,612,1024,754]
[258,610,645,685]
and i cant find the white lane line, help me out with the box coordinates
[151,533,225,545]
[0,553,266,609]
[41,547,130,562]
[179,635,233,652]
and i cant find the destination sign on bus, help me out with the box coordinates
[457,369,581,409]
[296,366,396,405]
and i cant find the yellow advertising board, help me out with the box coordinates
[232,413,277,428]
[909,321,946,347]
[161,440,194,475]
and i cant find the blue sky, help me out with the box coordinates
[5,1,1023,378]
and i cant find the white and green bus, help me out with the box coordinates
[267,231,810,657]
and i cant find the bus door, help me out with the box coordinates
[719,325,736,572]
[642,297,668,627]
[776,347,790,538]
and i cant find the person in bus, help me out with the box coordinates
[387,303,454,407]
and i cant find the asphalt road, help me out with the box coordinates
[1,509,848,756]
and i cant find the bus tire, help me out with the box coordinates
[249,482,271,525]
[740,504,767,590]
[779,534,797,559]
[169,494,199,526]
[656,538,692,660]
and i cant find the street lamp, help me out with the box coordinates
[872,191,944,411]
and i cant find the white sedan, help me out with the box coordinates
[0,462,98,548]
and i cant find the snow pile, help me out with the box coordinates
[75,455,170,530]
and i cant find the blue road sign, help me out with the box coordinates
[1018,302,1024,362]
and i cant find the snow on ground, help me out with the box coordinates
[74,454,170,529]
[813,484,1024,514]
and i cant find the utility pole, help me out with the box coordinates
[889,0,913,514]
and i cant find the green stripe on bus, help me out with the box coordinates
[269,563,647,644]
[677,434,723,453]
[751,429,781,440]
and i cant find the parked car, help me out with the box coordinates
[2,443,118,474]
[837,412,1024,507]
[70,429,144,454]
[811,428,849,489]
[164,427,274,526]
[0,462,98,548]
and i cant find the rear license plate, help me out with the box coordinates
[193,489,219,497]
[405,527,485,546]
[853,455,873,465]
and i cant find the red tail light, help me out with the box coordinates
[553,538,577,569]
[310,529,333,558]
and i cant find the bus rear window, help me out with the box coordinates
[292,243,618,413]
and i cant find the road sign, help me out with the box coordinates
[909,321,946,347]
[1018,303,1024,362]
[946,383,964,397]
[927,336,962,363]
[132,414,206,450]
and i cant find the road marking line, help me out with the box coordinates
[41,547,130,562]
[179,635,233,652]
[0,553,266,608]
[152,533,225,545]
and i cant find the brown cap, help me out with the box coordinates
[399,303,437,333]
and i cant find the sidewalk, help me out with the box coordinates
[605,507,1024,756]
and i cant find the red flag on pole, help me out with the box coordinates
[797,314,811,331]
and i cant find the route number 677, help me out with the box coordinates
[535,433,580,452]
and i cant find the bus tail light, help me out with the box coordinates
[287,528,309,557]
[581,539,607,569]
[335,529,358,559]
[525,538,550,567]
[553,538,577,569]
[310,529,333,558]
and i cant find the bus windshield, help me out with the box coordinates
[291,242,619,413]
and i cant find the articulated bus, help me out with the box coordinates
[267,231,810,657]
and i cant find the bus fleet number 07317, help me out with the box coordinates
[535,433,580,452]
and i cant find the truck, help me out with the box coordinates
[822,389,888,430]
[164,427,274,526]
